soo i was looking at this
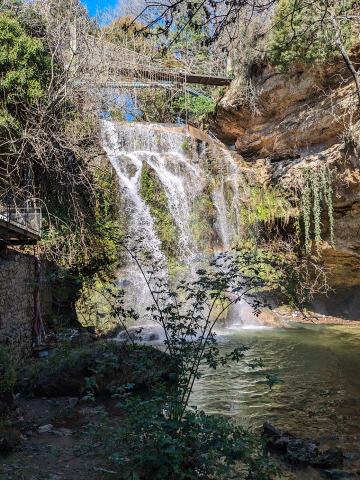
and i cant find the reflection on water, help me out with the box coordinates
[191,324,360,440]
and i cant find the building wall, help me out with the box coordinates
[0,249,51,364]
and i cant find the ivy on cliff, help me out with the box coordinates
[41,165,123,273]
[240,184,296,231]
[301,167,335,256]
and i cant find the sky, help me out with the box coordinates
[83,0,117,17]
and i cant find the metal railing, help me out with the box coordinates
[0,182,42,236]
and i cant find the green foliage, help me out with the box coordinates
[16,341,123,393]
[173,94,215,124]
[140,166,179,258]
[0,13,51,103]
[0,11,52,146]
[0,346,16,397]
[82,240,292,478]
[189,187,215,254]
[41,166,122,272]
[301,168,335,255]
[240,184,295,229]
[218,86,226,98]
[89,393,279,479]
[268,0,355,73]
[76,276,118,329]
[181,140,189,151]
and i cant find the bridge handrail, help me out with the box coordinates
[85,34,228,79]
[0,181,42,236]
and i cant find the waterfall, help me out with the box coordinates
[211,181,231,251]
[101,120,202,265]
[99,119,258,326]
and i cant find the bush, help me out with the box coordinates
[268,0,355,73]
[87,393,280,479]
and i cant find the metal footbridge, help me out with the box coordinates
[73,34,232,96]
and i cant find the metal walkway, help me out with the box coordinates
[80,35,233,91]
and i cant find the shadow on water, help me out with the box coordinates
[312,285,360,321]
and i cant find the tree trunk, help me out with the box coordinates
[328,11,360,107]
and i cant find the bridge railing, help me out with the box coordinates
[83,35,229,87]
[0,182,42,237]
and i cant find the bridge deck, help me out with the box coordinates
[177,73,231,86]
[85,35,232,88]
[0,218,40,245]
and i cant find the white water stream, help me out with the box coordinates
[100,119,247,319]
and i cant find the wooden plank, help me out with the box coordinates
[179,73,231,86]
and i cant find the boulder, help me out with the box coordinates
[310,447,344,470]
[262,422,282,439]
[286,438,318,465]
[273,436,292,454]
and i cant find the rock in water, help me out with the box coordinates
[286,438,318,465]
[262,422,282,439]
[310,447,344,469]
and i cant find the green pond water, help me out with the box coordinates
[191,323,360,446]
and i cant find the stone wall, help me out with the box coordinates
[0,249,51,364]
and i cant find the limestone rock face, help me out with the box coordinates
[212,45,360,158]
[211,47,360,291]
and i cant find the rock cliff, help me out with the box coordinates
[211,48,360,298]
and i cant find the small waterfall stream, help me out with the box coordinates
[100,119,247,320]
[101,120,206,265]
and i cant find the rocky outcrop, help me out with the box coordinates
[212,44,360,158]
[262,422,345,471]
[252,143,360,290]
[211,48,360,293]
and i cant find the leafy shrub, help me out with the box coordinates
[268,0,355,73]
[87,392,280,479]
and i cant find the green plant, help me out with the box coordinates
[268,0,355,73]
[140,166,179,258]
[301,167,335,255]
[181,140,189,151]
[85,236,330,478]
[174,94,216,124]
[90,394,279,480]
[239,184,296,234]
[81,351,120,401]
[41,165,123,272]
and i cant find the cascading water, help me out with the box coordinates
[101,120,202,265]
[211,180,231,252]
[100,119,257,326]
